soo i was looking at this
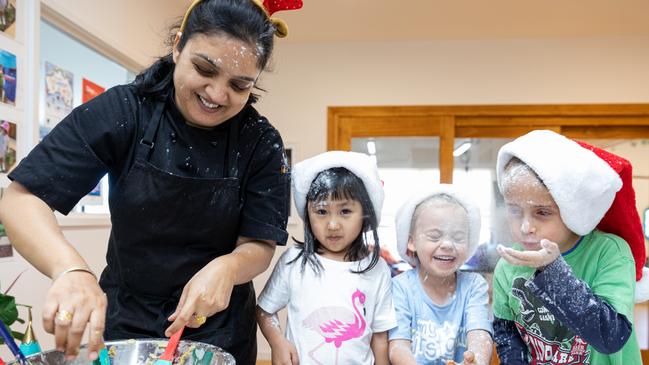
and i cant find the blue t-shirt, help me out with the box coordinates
[389,269,493,364]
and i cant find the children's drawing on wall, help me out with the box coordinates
[0,0,16,39]
[0,49,16,105]
[0,120,16,173]
[44,61,73,131]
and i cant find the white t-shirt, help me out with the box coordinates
[258,246,397,365]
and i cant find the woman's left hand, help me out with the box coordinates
[165,255,236,336]
[497,239,560,269]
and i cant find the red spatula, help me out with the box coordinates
[155,326,185,365]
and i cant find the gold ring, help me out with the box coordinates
[55,310,73,323]
[193,314,207,326]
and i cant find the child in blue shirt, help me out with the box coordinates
[389,185,493,365]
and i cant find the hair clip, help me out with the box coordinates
[180,0,303,38]
[251,0,303,38]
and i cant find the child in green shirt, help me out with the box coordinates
[492,130,646,365]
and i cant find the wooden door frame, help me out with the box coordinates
[328,103,649,183]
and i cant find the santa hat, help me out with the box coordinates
[496,130,649,302]
[292,151,384,222]
[395,184,482,266]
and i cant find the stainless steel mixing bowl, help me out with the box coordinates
[10,339,235,365]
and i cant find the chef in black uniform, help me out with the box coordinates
[0,1,299,364]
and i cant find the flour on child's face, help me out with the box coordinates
[502,168,578,252]
[307,198,364,261]
[407,202,469,279]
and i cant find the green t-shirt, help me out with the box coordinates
[493,230,641,365]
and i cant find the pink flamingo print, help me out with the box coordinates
[302,289,367,365]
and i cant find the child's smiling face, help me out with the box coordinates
[502,165,579,252]
[407,201,469,279]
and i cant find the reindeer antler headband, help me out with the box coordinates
[179,0,303,38]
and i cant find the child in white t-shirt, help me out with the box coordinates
[257,151,397,365]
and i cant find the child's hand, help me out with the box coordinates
[445,350,477,365]
[497,239,560,269]
[271,337,300,365]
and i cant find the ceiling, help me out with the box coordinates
[272,0,649,43]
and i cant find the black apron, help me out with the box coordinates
[99,96,257,364]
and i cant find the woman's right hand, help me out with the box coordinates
[271,338,300,365]
[42,270,107,360]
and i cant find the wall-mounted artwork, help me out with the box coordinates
[0,49,16,105]
[0,119,16,173]
[44,61,73,129]
[0,0,16,39]
[82,78,105,103]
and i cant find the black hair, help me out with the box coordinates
[290,167,382,276]
[132,0,275,103]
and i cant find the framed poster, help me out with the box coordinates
[0,0,16,39]
[44,61,73,129]
[0,48,16,105]
[82,78,104,103]
[0,119,16,174]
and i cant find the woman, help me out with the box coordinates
[0,0,300,363]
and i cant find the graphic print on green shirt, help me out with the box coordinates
[511,277,590,364]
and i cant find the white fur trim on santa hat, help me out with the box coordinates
[395,184,481,266]
[636,267,649,303]
[292,151,384,222]
[496,130,622,236]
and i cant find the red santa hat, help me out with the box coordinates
[292,151,384,222]
[497,130,648,302]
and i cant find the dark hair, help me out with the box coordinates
[132,0,275,103]
[290,167,382,276]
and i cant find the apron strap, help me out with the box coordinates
[136,97,167,161]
